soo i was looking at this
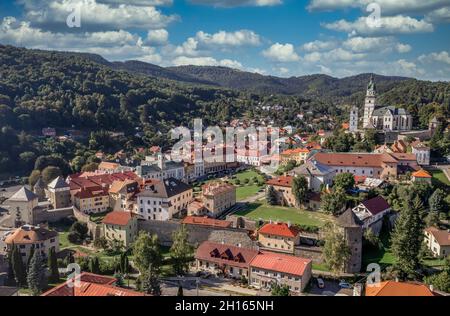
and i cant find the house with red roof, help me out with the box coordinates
[352,196,391,231]
[42,272,144,296]
[195,241,259,279]
[249,252,312,294]
[102,211,138,247]
[365,281,435,296]
[412,169,432,184]
[258,222,300,254]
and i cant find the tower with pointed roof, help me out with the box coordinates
[363,75,377,129]
[46,176,71,209]
[5,187,38,227]
[336,208,363,273]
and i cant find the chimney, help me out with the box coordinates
[429,285,434,292]
[287,221,291,228]
[395,277,399,282]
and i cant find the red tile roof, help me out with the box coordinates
[195,241,259,269]
[361,196,390,215]
[42,272,145,296]
[250,252,311,277]
[258,222,299,238]
[182,216,233,228]
[266,176,293,188]
[314,152,397,168]
[102,211,134,226]
[281,148,309,155]
[412,169,432,178]
[366,281,434,296]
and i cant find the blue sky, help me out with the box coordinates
[1,0,450,80]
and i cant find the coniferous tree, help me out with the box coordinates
[11,244,26,287]
[177,285,184,296]
[142,264,161,296]
[48,247,60,283]
[27,251,47,296]
[89,257,100,274]
[391,193,425,278]
[266,185,278,205]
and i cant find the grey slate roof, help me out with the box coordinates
[137,178,192,198]
[336,208,362,228]
[292,160,334,177]
[8,187,38,202]
[47,176,69,189]
[371,106,410,117]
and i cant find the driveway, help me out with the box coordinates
[307,277,350,296]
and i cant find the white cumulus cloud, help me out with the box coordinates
[262,43,300,62]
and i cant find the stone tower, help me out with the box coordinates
[349,106,359,132]
[33,177,46,201]
[47,176,71,209]
[363,75,377,129]
[336,208,363,274]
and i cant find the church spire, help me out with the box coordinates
[367,74,376,95]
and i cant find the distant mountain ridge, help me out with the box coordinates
[60,50,414,97]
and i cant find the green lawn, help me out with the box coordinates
[429,169,450,187]
[232,170,266,201]
[362,229,395,269]
[234,202,332,228]
[312,263,330,272]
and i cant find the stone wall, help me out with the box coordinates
[34,207,74,224]
[294,246,323,264]
[226,215,258,231]
[138,220,256,248]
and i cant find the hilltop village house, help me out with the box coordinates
[102,211,138,247]
[266,176,295,207]
[3,225,59,262]
[136,178,193,221]
[188,182,236,218]
[290,160,335,192]
[257,222,300,254]
[424,227,450,258]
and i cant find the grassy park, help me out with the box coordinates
[234,202,332,228]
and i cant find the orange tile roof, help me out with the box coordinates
[182,216,233,228]
[250,252,311,277]
[5,226,58,245]
[98,162,120,170]
[412,169,432,178]
[258,222,299,238]
[342,123,350,130]
[365,281,434,296]
[42,272,144,296]
[266,176,293,188]
[102,211,134,226]
[281,148,310,155]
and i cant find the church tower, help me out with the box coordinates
[363,75,377,129]
[349,106,359,132]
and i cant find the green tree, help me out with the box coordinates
[11,245,27,287]
[28,170,41,187]
[424,257,450,293]
[292,176,308,206]
[322,223,351,275]
[271,283,290,296]
[333,173,355,191]
[132,231,162,275]
[429,189,446,214]
[170,225,194,276]
[142,263,161,296]
[27,251,47,296]
[41,166,62,184]
[391,193,425,278]
[11,244,26,287]
[48,247,60,283]
[81,162,99,172]
[266,185,278,205]
[70,221,89,241]
[89,257,100,274]
[321,187,347,216]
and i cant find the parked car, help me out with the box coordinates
[339,280,352,289]
[317,278,325,289]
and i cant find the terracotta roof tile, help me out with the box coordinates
[412,169,432,178]
[250,252,311,277]
[182,216,232,228]
[258,222,299,238]
[195,241,259,269]
[425,227,450,246]
[266,176,293,188]
[366,281,434,296]
[102,211,134,226]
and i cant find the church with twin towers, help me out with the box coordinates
[349,76,413,132]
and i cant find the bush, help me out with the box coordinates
[67,231,81,244]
